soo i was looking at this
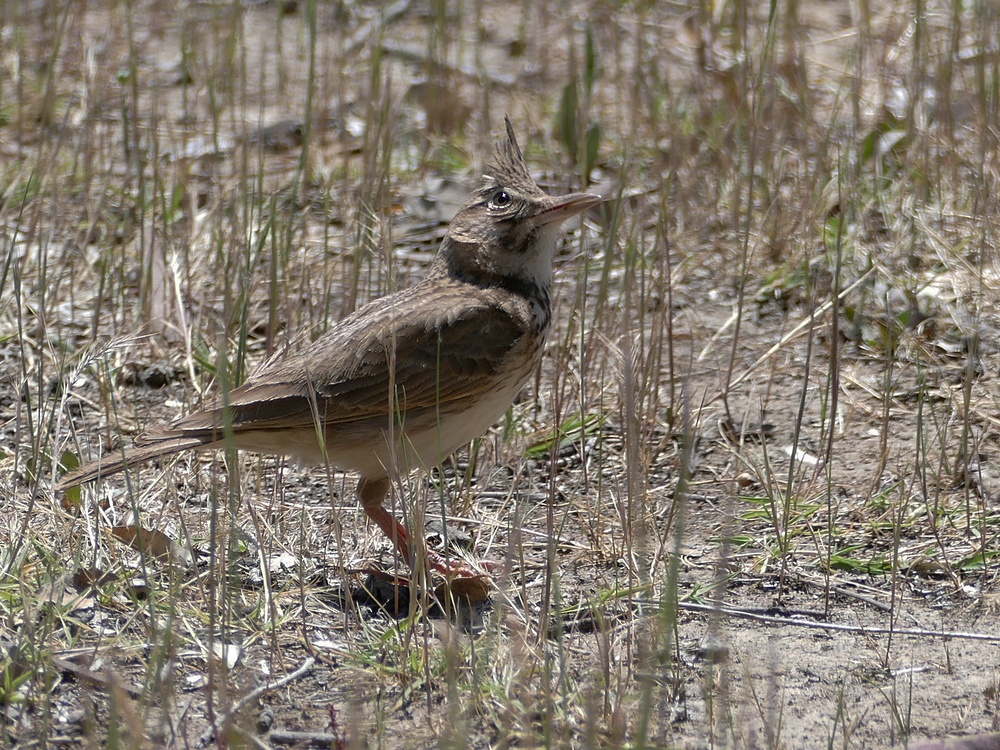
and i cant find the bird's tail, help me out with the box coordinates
[56,435,211,490]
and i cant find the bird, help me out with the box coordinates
[57,117,601,591]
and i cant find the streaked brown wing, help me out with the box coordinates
[319,304,525,412]
[143,292,525,441]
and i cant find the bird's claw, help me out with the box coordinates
[424,552,493,601]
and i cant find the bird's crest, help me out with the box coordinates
[484,116,539,194]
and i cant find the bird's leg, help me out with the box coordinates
[357,477,487,582]
[358,477,414,567]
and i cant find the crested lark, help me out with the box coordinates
[58,118,601,587]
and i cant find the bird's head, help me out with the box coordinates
[441,117,601,290]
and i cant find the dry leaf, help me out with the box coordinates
[110,525,193,567]
[36,573,95,614]
[72,567,119,588]
[211,642,241,670]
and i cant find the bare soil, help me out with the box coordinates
[2,1,999,749]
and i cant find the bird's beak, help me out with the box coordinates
[534,192,603,226]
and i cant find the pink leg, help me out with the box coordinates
[357,477,488,581]
[359,477,415,565]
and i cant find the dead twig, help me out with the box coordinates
[199,657,316,745]
[680,602,1000,642]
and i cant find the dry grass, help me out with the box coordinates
[2,0,1000,748]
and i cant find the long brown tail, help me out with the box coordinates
[56,436,211,489]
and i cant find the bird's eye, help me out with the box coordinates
[489,189,512,209]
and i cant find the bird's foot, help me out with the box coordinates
[358,560,491,604]
[361,502,495,600]
[426,550,489,579]
[425,551,492,602]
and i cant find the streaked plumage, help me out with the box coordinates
[58,118,600,591]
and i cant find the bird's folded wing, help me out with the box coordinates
[140,301,526,440]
